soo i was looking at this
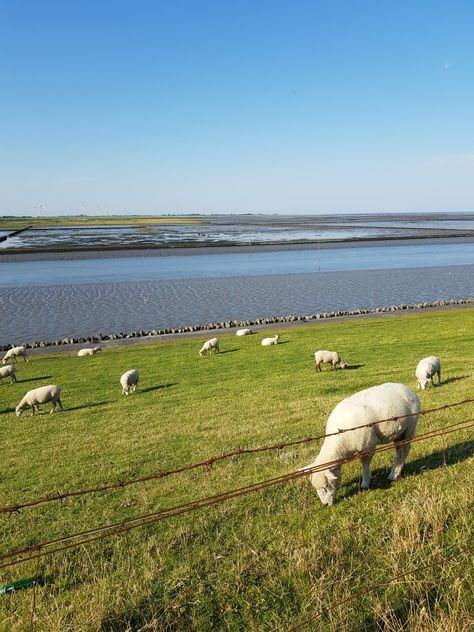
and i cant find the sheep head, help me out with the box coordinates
[310,468,340,505]
[340,361,348,369]
[15,404,26,417]
[416,378,429,390]
[300,461,341,505]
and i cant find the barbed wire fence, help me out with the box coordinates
[0,398,473,631]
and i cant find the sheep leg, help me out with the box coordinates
[389,431,414,481]
[11,374,17,383]
[437,369,441,385]
[58,398,64,411]
[360,454,374,490]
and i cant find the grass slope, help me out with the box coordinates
[0,309,473,631]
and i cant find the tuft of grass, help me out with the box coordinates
[0,308,473,630]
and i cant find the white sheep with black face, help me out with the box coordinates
[415,356,441,390]
[301,383,420,505]
[2,346,29,364]
[199,338,220,356]
[15,385,63,417]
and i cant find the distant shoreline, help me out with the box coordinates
[2,234,474,263]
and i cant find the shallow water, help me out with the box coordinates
[2,242,474,288]
[1,265,472,344]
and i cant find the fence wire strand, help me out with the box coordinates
[1,417,473,572]
[1,397,472,516]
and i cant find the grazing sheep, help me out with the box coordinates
[236,328,253,336]
[2,346,29,364]
[15,385,63,417]
[0,365,17,384]
[199,338,220,356]
[261,335,280,346]
[314,350,347,371]
[415,356,441,390]
[301,383,420,505]
[77,347,102,357]
[120,369,139,395]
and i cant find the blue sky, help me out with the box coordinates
[1,0,473,215]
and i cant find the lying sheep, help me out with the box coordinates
[261,335,280,346]
[301,383,420,505]
[199,338,220,356]
[120,369,139,395]
[2,346,29,364]
[314,350,347,371]
[77,347,102,357]
[236,328,253,336]
[0,365,17,384]
[415,356,441,390]
[15,385,64,417]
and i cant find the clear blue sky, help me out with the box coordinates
[1,0,473,215]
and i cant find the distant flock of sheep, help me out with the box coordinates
[2,335,443,505]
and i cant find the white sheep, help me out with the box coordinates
[2,346,29,364]
[301,383,420,505]
[415,356,441,390]
[120,369,139,395]
[0,365,17,384]
[15,385,63,417]
[199,338,220,356]
[77,347,102,357]
[314,350,347,371]
[261,335,280,346]
[236,328,253,336]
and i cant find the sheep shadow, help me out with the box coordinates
[17,375,53,383]
[0,408,15,415]
[339,439,474,499]
[139,383,177,394]
[67,401,113,412]
[345,364,364,370]
[437,375,469,386]
[218,349,239,354]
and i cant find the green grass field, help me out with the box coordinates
[0,216,201,230]
[0,309,473,631]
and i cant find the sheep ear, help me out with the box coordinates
[326,469,338,483]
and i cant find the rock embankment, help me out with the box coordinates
[1,298,472,351]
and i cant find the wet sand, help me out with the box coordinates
[2,235,473,262]
[1,264,473,345]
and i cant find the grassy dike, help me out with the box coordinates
[0,308,473,630]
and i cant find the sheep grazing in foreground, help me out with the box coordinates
[0,365,17,384]
[2,346,29,364]
[77,347,102,357]
[236,328,253,336]
[15,385,64,417]
[120,369,139,395]
[314,350,347,371]
[261,335,280,346]
[301,383,420,505]
[415,356,441,390]
[199,338,220,356]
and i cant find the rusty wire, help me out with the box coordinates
[1,417,473,572]
[1,397,472,516]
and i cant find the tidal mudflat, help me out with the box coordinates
[2,264,473,344]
